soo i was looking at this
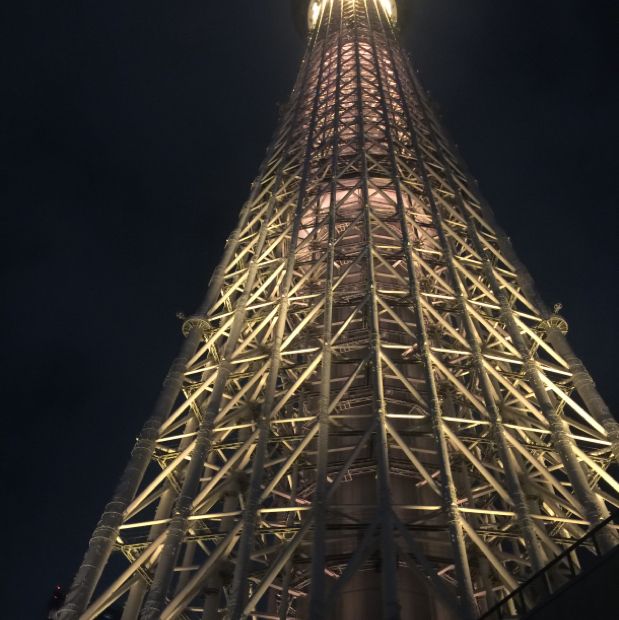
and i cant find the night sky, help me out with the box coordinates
[2,0,618,616]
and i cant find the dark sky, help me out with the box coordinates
[2,0,617,616]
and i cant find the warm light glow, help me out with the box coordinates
[309,0,396,30]
[379,0,394,18]
[309,1,322,30]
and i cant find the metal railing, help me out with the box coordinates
[480,511,619,619]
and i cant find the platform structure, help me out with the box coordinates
[59,1,619,618]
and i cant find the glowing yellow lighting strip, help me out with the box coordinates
[378,0,394,18]
[309,0,396,31]
[308,0,324,30]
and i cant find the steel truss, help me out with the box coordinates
[59,1,619,619]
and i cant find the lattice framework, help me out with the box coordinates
[59,2,619,619]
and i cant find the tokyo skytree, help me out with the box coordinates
[58,1,619,619]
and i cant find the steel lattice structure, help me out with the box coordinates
[59,1,619,619]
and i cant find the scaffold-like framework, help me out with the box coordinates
[59,1,619,619]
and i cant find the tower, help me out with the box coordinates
[59,1,619,618]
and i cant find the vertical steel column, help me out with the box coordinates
[362,3,477,617]
[122,414,204,620]
[120,488,177,620]
[352,3,399,618]
[309,1,343,617]
[373,13,548,575]
[198,424,252,618]
[278,466,298,620]
[448,415,499,613]
[200,492,238,618]
[225,9,332,616]
[123,413,202,619]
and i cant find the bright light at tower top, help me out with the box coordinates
[379,0,395,18]
[308,0,397,30]
[309,1,321,28]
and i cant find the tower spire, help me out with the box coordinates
[60,2,618,618]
